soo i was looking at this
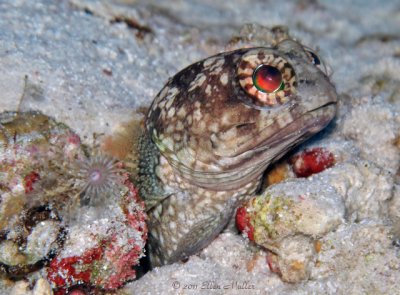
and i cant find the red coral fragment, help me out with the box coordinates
[24,171,40,193]
[290,147,335,178]
[235,206,254,241]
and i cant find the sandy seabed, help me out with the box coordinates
[1,0,400,294]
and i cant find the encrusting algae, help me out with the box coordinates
[0,111,147,293]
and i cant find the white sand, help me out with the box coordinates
[1,0,400,294]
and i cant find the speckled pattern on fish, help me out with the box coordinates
[137,33,338,267]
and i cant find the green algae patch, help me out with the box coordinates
[250,193,297,243]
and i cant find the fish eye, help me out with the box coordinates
[253,64,284,93]
[237,49,296,107]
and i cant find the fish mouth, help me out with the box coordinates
[307,100,337,115]
[310,100,337,112]
[303,101,337,133]
[255,100,337,153]
[235,99,337,158]
[172,101,337,191]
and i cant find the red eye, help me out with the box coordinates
[253,65,283,93]
[237,50,296,107]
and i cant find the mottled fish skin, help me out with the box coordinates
[138,38,337,267]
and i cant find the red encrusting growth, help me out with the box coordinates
[289,147,335,178]
[48,245,105,294]
[103,240,142,289]
[67,133,81,145]
[122,176,148,238]
[24,171,40,193]
[47,176,148,293]
[235,206,254,241]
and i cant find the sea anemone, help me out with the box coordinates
[78,154,122,205]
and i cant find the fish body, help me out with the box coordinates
[138,38,337,266]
